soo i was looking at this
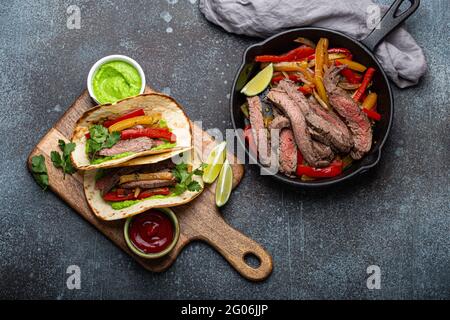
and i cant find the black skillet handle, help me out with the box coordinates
[361,0,420,51]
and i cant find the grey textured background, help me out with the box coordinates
[0,0,448,299]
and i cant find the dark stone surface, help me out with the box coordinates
[0,0,448,299]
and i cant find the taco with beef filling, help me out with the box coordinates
[83,150,204,221]
[71,93,192,170]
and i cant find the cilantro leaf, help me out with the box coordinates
[105,131,121,148]
[171,162,205,195]
[187,180,201,192]
[51,140,76,178]
[50,151,63,168]
[86,125,121,161]
[193,163,207,176]
[31,155,49,190]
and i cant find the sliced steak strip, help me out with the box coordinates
[323,66,372,159]
[269,115,291,130]
[95,167,135,196]
[120,179,177,189]
[247,96,270,166]
[278,79,353,153]
[98,137,154,157]
[279,129,297,177]
[312,140,334,162]
[94,159,176,195]
[267,88,333,167]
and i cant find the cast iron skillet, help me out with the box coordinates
[230,0,420,187]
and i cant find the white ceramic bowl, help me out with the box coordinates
[87,54,146,105]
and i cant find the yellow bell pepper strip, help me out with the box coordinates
[362,92,378,110]
[308,53,348,68]
[255,46,315,63]
[119,172,174,184]
[323,38,329,67]
[336,58,367,72]
[307,48,352,60]
[353,67,376,102]
[108,115,161,133]
[314,38,329,106]
[273,61,308,72]
[312,89,329,110]
[103,109,145,128]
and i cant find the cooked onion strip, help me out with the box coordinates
[293,37,316,49]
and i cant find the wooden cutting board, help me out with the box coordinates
[27,88,273,281]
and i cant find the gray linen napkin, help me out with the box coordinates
[199,0,427,88]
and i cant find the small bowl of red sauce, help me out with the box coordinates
[124,208,180,259]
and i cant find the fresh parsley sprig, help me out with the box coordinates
[86,125,121,161]
[31,155,49,190]
[51,140,77,178]
[172,163,206,195]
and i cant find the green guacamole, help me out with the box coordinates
[92,60,142,104]
[110,194,173,210]
[91,152,134,165]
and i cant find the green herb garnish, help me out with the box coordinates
[51,140,76,178]
[31,155,49,190]
[86,125,121,161]
[172,163,206,195]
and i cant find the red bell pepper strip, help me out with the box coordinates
[296,160,343,178]
[353,67,376,102]
[307,48,352,61]
[120,128,176,142]
[244,124,258,157]
[271,75,301,84]
[136,187,171,200]
[255,46,315,63]
[335,60,362,84]
[298,85,313,95]
[103,109,145,128]
[103,192,135,202]
[103,187,170,202]
[362,108,381,121]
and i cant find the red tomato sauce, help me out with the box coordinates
[128,210,174,254]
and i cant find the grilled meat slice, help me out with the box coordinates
[279,129,297,177]
[312,140,334,162]
[278,79,353,153]
[95,167,135,196]
[94,159,176,195]
[120,179,177,189]
[323,66,372,159]
[267,88,333,167]
[98,137,154,157]
[269,115,291,130]
[247,96,270,166]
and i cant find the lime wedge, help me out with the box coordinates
[240,63,273,96]
[215,159,233,207]
[202,142,227,184]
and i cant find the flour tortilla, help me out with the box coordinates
[83,149,204,221]
[71,93,192,170]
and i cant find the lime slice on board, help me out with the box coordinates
[202,142,227,184]
[240,63,273,96]
[215,159,233,207]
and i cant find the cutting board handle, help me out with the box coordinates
[198,211,273,282]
